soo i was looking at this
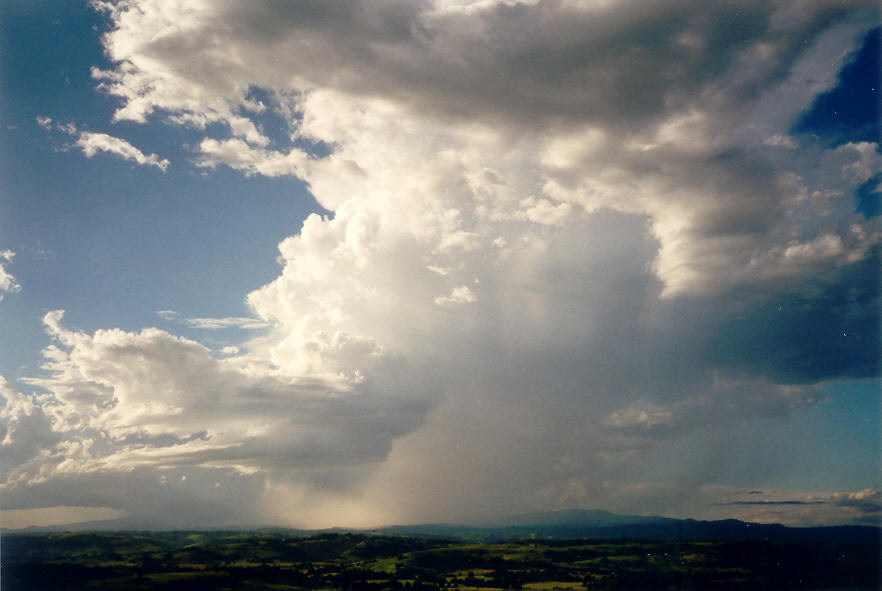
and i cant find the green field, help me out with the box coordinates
[2,531,878,590]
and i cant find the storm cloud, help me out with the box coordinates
[1,0,878,528]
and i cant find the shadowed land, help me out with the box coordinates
[3,530,879,590]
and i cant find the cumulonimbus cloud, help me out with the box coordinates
[2,0,878,528]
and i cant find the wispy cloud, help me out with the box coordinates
[36,116,169,170]
[156,310,269,330]
[705,488,882,526]
[184,317,270,330]
[720,500,827,506]
[76,132,169,171]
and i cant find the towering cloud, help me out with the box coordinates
[2,0,878,528]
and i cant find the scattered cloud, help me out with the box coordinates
[0,250,21,299]
[35,116,170,170]
[76,132,169,171]
[35,115,53,130]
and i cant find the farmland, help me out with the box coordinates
[2,531,878,590]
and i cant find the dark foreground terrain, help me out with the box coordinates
[2,530,879,590]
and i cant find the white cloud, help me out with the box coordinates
[36,117,171,170]
[0,308,434,528]
[782,233,845,264]
[838,141,882,183]
[23,310,427,476]
[513,196,575,226]
[434,285,477,307]
[197,138,308,177]
[76,131,170,171]
[602,403,674,431]
[763,133,798,149]
[184,317,270,330]
[0,250,21,300]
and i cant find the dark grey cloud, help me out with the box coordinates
[96,0,870,132]
[705,249,880,383]
[1,467,268,529]
[0,403,60,477]
[834,495,882,515]
[720,500,827,506]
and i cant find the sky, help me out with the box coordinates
[0,0,879,531]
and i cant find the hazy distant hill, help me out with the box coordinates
[372,508,880,544]
[11,507,880,546]
[482,508,676,527]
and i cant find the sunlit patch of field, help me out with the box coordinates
[522,581,585,590]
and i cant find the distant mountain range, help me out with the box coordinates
[368,508,880,545]
[13,507,880,545]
